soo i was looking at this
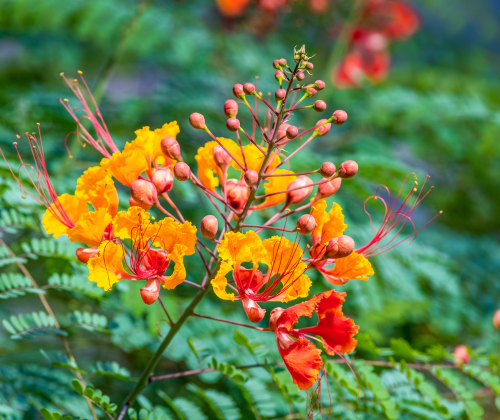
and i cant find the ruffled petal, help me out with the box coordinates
[100,149,149,187]
[322,251,374,285]
[67,208,112,247]
[251,170,296,210]
[75,166,118,216]
[149,218,197,255]
[211,261,235,301]
[162,243,187,290]
[262,236,303,275]
[217,231,265,266]
[155,121,180,140]
[310,200,347,245]
[279,263,312,303]
[88,241,130,289]
[112,207,151,240]
[41,194,88,239]
[277,293,324,332]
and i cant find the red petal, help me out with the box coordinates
[277,293,323,332]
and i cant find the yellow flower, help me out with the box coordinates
[100,149,149,187]
[310,199,347,245]
[67,208,113,247]
[251,169,296,210]
[75,166,118,216]
[41,193,88,239]
[88,241,132,289]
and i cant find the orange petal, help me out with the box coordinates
[100,149,149,187]
[67,208,112,247]
[75,166,118,215]
[251,170,296,210]
[321,251,374,285]
[41,194,88,239]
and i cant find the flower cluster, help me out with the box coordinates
[1,46,439,407]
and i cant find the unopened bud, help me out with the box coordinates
[226,179,250,211]
[224,99,238,118]
[173,162,191,181]
[306,88,317,98]
[242,297,266,323]
[140,278,161,305]
[129,195,152,210]
[226,117,240,132]
[493,309,500,330]
[243,83,255,95]
[286,125,298,139]
[278,58,287,67]
[296,72,305,81]
[269,307,285,331]
[244,169,259,186]
[314,80,325,90]
[333,110,348,125]
[314,100,327,112]
[453,345,470,364]
[317,177,342,199]
[76,247,99,264]
[275,70,284,83]
[296,215,316,235]
[189,113,205,129]
[315,119,331,136]
[213,145,232,168]
[338,160,358,179]
[306,62,314,70]
[160,136,182,161]
[320,162,336,178]
[277,123,290,140]
[233,84,244,99]
[275,89,286,102]
[201,215,218,239]
[294,54,301,62]
[325,235,355,259]
[152,168,174,193]
[131,179,158,207]
[273,59,280,69]
[300,61,309,69]
[286,176,313,205]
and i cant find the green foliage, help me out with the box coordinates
[21,237,78,261]
[66,310,109,333]
[2,311,67,339]
[48,272,104,299]
[0,272,45,299]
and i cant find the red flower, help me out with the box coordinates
[270,290,359,390]
[365,0,419,40]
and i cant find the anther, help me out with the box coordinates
[73,79,78,83]
[77,70,83,74]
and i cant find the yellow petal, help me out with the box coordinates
[311,200,347,244]
[238,144,281,173]
[262,236,303,274]
[75,166,118,216]
[41,194,88,239]
[88,241,129,289]
[252,169,296,210]
[211,261,235,301]
[100,149,149,187]
[217,231,265,265]
[163,244,188,290]
[330,252,374,282]
[155,121,180,140]
[67,208,112,247]
[281,263,312,303]
[149,218,197,255]
[112,207,151,240]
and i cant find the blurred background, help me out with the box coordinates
[1,0,500,418]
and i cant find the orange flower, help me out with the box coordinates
[270,290,359,390]
[215,0,252,17]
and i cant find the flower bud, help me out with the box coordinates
[333,110,348,125]
[269,307,285,331]
[453,345,470,364]
[294,54,300,62]
[306,88,317,97]
[160,136,182,161]
[315,119,331,136]
[314,100,327,112]
[242,298,266,323]
[226,117,240,132]
[189,113,205,129]
[226,179,250,211]
[285,125,298,139]
[296,215,316,235]
[277,123,290,140]
[339,160,358,179]
[309,243,326,259]
[243,83,255,95]
[129,195,152,210]
[173,162,191,181]
[296,72,305,81]
[275,70,284,83]
[275,88,286,102]
[131,179,158,207]
[306,62,314,70]
[152,167,174,193]
[233,83,244,99]
[325,235,355,259]
[140,278,161,305]
[201,215,218,239]
[300,61,309,69]
[278,58,287,67]
[244,169,259,186]
[314,80,325,90]
[317,177,342,199]
[213,145,232,168]
[273,59,280,69]
[286,176,313,205]
[320,162,336,178]
[224,99,238,118]
[493,309,500,330]
[76,247,99,264]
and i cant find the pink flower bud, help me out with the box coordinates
[140,278,161,305]
[242,298,266,323]
[333,110,348,125]
[315,119,331,136]
[233,84,244,98]
[325,235,355,259]
[339,160,358,179]
[173,162,191,181]
[275,70,284,82]
[76,247,99,264]
[453,345,470,364]
[493,309,500,330]
[286,125,298,139]
[319,162,336,178]
[314,100,327,112]
[306,88,317,97]
[224,99,238,118]
[160,136,182,161]
[286,176,313,205]
[306,62,314,70]
[131,179,158,207]
[189,112,205,129]
[275,89,286,102]
[314,80,325,90]
[301,61,309,69]
[273,59,280,69]
[296,215,316,235]
[226,118,240,132]
[152,167,174,193]
[296,72,305,81]
[201,215,218,239]
[278,58,287,67]
[269,307,285,331]
[129,195,152,210]
[243,83,255,95]
[213,145,232,167]
[244,169,259,186]
[317,177,342,199]
[277,123,290,140]
[226,179,250,211]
